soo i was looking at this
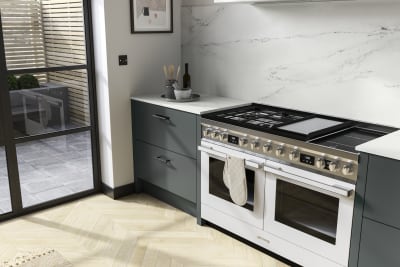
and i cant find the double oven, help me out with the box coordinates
[199,139,355,266]
[195,104,382,267]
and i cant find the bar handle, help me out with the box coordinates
[152,114,170,121]
[153,156,171,164]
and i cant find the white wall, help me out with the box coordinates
[182,0,400,128]
[92,0,181,188]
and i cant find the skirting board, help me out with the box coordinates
[102,183,135,199]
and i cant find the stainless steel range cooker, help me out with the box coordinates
[198,103,396,267]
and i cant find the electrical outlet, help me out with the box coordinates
[119,55,128,66]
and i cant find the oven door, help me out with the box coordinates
[199,140,266,229]
[264,160,355,266]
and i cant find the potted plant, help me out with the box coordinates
[17,74,40,89]
[7,75,18,90]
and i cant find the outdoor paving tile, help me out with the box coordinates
[0,200,11,214]
[1,132,94,212]
[22,178,63,194]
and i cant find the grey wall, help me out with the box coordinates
[182,0,400,128]
[92,0,181,188]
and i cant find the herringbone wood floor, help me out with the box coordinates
[0,194,289,267]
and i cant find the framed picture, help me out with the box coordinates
[130,0,173,33]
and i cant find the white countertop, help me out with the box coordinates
[356,130,400,161]
[131,94,248,115]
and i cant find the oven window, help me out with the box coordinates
[275,180,339,244]
[209,157,255,211]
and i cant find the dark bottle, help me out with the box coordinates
[183,63,191,89]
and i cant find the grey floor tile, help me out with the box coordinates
[1,132,95,211]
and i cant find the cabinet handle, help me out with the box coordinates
[153,156,171,164]
[152,114,170,121]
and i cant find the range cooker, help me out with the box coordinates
[198,103,396,267]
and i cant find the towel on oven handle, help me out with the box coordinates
[223,156,247,206]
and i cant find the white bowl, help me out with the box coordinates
[174,89,192,100]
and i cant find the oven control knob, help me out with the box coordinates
[263,142,273,153]
[316,158,326,169]
[275,145,284,157]
[289,150,298,161]
[211,130,220,139]
[239,138,248,147]
[342,164,353,175]
[250,140,260,150]
[219,132,228,141]
[203,128,212,137]
[329,161,338,172]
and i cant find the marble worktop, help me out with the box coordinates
[356,130,400,161]
[131,94,247,115]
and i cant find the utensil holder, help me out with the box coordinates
[165,79,177,99]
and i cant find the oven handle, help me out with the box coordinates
[198,146,262,169]
[264,163,354,197]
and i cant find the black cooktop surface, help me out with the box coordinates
[202,104,352,141]
[311,126,395,153]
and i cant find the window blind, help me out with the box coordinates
[41,0,89,125]
[0,0,47,76]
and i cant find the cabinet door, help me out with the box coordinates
[135,141,196,202]
[364,155,400,229]
[133,101,197,158]
[358,218,400,267]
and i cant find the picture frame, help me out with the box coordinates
[130,0,173,33]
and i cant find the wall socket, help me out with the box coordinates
[119,55,128,66]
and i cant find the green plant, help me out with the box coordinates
[7,75,18,90]
[17,74,39,89]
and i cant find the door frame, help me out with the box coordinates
[0,0,101,222]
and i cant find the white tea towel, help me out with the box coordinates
[223,156,247,206]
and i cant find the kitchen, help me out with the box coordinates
[0,0,399,266]
[131,0,400,266]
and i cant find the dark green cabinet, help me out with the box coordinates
[135,141,196,202]
[349,154,400,267]
[132,100,200,216]
[134,101,197,159]
[358,218,400,267]
[363,156,400,228]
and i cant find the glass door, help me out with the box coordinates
[0,13,13,215]
[0,144,11,215]
[0,0,99,219]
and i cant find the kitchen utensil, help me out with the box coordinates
[163,65,168,79]
[168,65,175,80]
[176,65,181,80]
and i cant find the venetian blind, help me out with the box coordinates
[0,0,47,79]
[41,0,89,125]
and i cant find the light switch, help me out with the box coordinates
[119,55,128,66]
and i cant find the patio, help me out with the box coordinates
[0,131,93,214]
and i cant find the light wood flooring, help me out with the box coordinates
[0,194,289,267]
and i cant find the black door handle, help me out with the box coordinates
[153,156,171,164]
[152,114,170,121]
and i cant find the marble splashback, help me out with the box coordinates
[182,1,400,128]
